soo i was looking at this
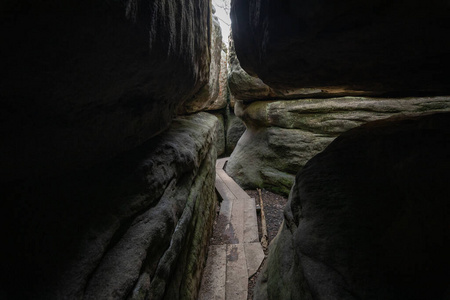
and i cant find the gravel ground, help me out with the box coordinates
[245,189,288,300]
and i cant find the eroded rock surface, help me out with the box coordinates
[255,112,450,300]
[1,113,218,299]
[181,14,223,114]
[227,36,340,100]
[226,96,450,194]
[231,0,450,94]
[205,48,229,111]
[226,110,246,155]
[213,113,226,156]
[0,0,211,182]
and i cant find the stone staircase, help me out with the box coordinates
[199,158,265,300]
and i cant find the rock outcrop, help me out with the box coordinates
[255,112,450,300]
[0,0,211,182]
[226,96,450,195]
[231,0,450,95]
[1,113,219,299]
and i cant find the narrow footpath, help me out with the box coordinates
[199,158,265,300]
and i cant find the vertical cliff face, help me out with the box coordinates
[0,0,211,182]
[1,1,221,299]
[180,14,223,114]
[2,113,219,299]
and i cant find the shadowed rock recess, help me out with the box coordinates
[0,1,222,299]
[2,113,219,299]
[0,0,211,182]
[230,0,450,95]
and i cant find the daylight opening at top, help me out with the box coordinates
[213,0,231,44]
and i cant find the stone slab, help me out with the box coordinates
[199,244,227,300]
[217,169,251,200]
[216,173,237,202]
[243,198,259,243]
[230,198,244,244]
[213,199,236,244]
[244,243,265,278]
[226,244,248,300]
[216,157,229,170]
[218,195,232,223]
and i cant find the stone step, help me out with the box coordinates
[216,173,238,202]
[244,198,259,243]
[200,157,264,300]
[198,244,227,300]
[230,198,244,244]
[216,157,229,170]
[216,169,251,200]
[244,242,265,278]
[225,244,248,300]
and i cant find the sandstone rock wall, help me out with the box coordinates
[231,0,450,95]
[226,96,450,195]
[180,14,223,114]
[213,113,226,156]
[1,113,218,299]
[255,113,450,300]
[0,0,211,182]
[205,48,229,111]
[226,109,246,154]
[228,36,331,100]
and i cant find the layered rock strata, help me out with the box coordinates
[255,112,450,300]
[225,96,450,195]
[1,113,218,299]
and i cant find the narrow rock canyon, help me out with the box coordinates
[1,0,449,299]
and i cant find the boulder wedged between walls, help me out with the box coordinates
[225,96,450,195]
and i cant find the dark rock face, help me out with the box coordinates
[227,36,351,100]
[226,96,450,195]
[1,113,218,299]
[0,0,211,182]
[180,14,223,114]
[255,113,450,300]
[226,110,246,154]
[231,0,450,95]
[213,113,226,156]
